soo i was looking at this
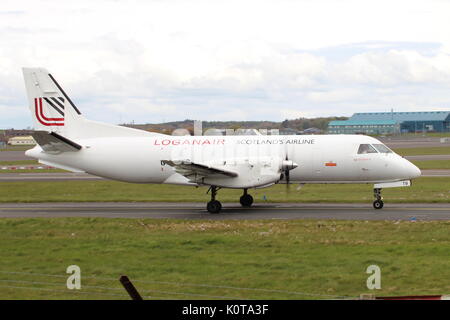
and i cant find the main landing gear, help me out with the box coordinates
[206,187,254,213]
[206,186,222,214]
[373,188,384,209]
[239,188,254,207]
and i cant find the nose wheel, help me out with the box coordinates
[240,189,253,207]
[373,188,384,209]
[206,186,222,214]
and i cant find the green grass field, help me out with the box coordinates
[0,177,449,203]
[0,218,448,299]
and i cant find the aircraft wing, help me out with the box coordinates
[162,160,238,181]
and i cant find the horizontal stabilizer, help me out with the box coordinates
[32,131,82,153]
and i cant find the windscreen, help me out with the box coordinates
[373,144,393,153]
[357,144,378,154]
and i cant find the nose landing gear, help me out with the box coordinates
[373,188,384,209]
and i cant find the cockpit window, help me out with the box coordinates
[357,144,378,154]
[373,144,393,153]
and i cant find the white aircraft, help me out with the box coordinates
[22,68,421,213]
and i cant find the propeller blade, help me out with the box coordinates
[285,153,290,191]
[285,168,290,190]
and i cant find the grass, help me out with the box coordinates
[0,177,449,203]
[393,146,450,156]
[0,218,448,300]
[0,146,32,151]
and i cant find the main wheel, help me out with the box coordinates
[373,200,384,209]
[239,194,254,207]
[207,200,222,214]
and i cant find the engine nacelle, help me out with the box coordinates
[203,156,285,188]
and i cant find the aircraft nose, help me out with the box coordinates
[392,157,421,180]
[402,159,422,179]
[405,160,421,179]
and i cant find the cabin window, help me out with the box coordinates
[373,144,393,153]
[357,144,378,154]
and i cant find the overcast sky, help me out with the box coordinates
[2,0,450,128]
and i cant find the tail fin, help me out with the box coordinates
[22,68,82,135]
[22,68,157,139]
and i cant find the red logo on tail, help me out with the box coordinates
[34,97,64,126]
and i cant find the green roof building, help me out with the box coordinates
[328,111,450,134]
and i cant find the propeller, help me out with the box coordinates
[284,154,290,189]
[281,150,298,191]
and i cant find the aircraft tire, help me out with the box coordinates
[373,200,384,209]
[207,200,222,214]
[239,194,254,207]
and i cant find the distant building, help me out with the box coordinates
[8,136,36,145]
[328,119,400,135]
[4,129,35,137]
[279,128,301,135]
[328,111,450,134]
[301,127,322,134]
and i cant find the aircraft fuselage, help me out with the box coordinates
[26,134,421,189]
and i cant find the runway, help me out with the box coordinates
[0,151,31,161]
[0,202,449,220]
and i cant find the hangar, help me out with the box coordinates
[328,111,450,134]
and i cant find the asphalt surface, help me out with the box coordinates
[0,151,31,161]
[0,202,449,220]
[420,169,450,177]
